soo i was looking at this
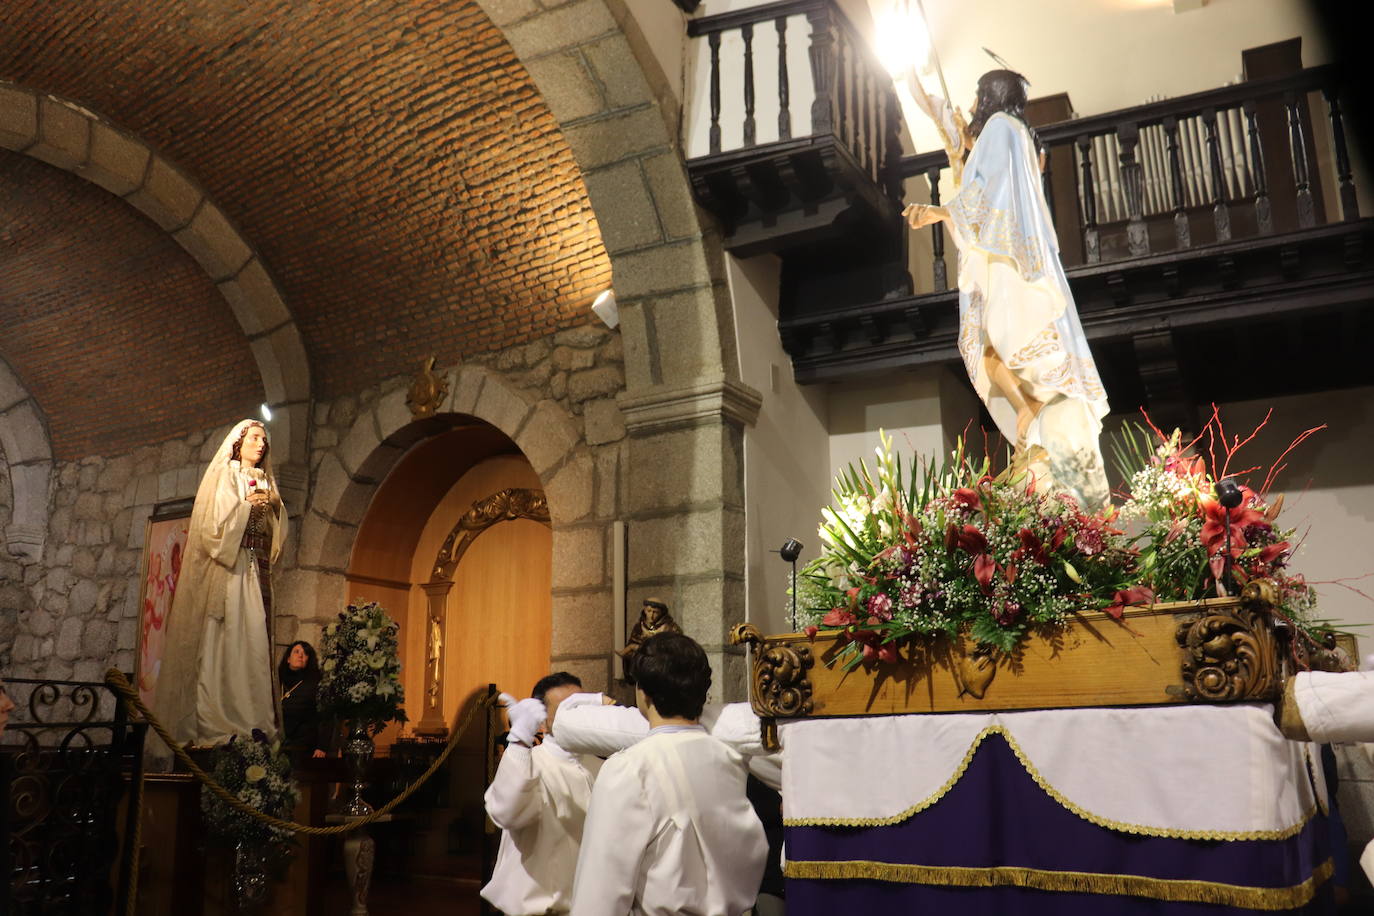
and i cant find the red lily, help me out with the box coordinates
[952,488,982,512]
[1104,586,1155,621]
[1200,498,1267,558]
[956,525,988,554]
[1017,528,1049,565]
[822,607,856,627]
[1258,541,1291,564]
[973,553,999,594]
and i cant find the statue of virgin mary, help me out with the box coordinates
[153,419,288,748]
[905,70,1111,510]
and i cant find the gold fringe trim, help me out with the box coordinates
[784,858,1334,911]
[784,725,1315,840]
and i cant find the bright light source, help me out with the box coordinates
[591,289,619,329]
[873,4,931,78]
[260,403,273,421]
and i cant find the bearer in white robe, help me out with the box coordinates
[481,673,603,916]
[1276,669,1374,884]
[570,633,767,916]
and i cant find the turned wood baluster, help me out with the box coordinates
[806,8,835,137]
[883,87,903,201]
[1076,134,1101,263]
[1243,100,1273,235]
[1041,142,1056,225]
[1285,91,1316,228]
[860,62,873,178]
[1163,116,1191,248]
[927,166,948,291]
[1322,85,1359,220]
[1201,108,1231,242]
[776,18,791,141]
[708,31,722,154]
[742,24,756,147]
[1118,123,1150,256]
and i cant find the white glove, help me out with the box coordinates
[506,697,546,746]
[556,692,608,714]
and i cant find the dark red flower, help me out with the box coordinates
[956,524,988,555]
[952,488,982,512]
[973,553,998,594]
[822,607,856,627]
[1259,541,1291,565]
[877,644,900,665]
[1050,524,1068,551]
[805,625,819,639]
[993,600,1022,626]
[1017,528,1049,564]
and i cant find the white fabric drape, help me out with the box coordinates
[945,112,1110,510]
[779,704,1320,838]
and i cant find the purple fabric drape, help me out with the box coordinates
[786,732,1334,914]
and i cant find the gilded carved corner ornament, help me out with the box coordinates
[406,355,450,419]
[1174,578,1284,703]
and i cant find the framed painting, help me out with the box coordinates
[134,498,194,708]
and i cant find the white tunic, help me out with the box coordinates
[571,728,767,916]
[1291,670,1374,884]
[482,738,600,915]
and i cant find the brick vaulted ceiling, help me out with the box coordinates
[0,0,612,459]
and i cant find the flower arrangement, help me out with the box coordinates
[317,600,407,733]
[1111,410,1322,630]
[801,413,1333,668]
[201,729,298,853]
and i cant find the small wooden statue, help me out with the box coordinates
[618,597,683,661]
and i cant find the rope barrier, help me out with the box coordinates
[106,667,491,836]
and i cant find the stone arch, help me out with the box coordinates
[296,363,612,684]
[476,1,747,398]
[0,356,52,564]
[0,81,312,477]
[477,2,762,696]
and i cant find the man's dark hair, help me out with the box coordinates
[531,671,582,703]
[629,632,711,720]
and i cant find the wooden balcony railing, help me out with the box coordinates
[686,0,904,256]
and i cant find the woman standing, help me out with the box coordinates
[905,70,1111,511]
[154,419,288,748]
[278,641,332,764]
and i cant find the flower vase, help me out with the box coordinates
[231,839,270,912]
[342,726,375,816]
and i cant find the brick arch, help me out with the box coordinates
[0,356,52,564]
[0,81,311,471]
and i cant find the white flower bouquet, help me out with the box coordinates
[201,729,299,853]
[317,600,407,734]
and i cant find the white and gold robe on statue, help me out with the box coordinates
[946,112,1111,509]
[481,737,601,915]
[153,420,286,749]
[571,726,768,916]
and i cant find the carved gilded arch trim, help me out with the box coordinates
[430,486,551,582]
[415,486,551,735]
